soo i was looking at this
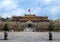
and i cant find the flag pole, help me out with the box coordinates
[28,9,31,14]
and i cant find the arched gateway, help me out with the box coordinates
[24,20,34,32]
[26,20,33,28]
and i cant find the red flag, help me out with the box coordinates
[28,9,30,12]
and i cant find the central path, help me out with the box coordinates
[24,28,33,32]
[8,32,48,42]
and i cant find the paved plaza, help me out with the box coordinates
[0,32,60,42]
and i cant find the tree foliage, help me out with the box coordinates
[3,23,9,31]
[48,22,54,31]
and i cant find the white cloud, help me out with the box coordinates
[46,6,60,15]
[11,8,26,16]
[0,13,12,18]
[44,6,60,19]
[52,0,60,5]
[0,8,26,18]
[37,0,53,5]
[0,0,27,18]
[1,0,13,6]
[0,0,17,10]
[31,8,41,14]
[36,0,60,6]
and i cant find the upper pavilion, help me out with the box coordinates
[11,9,49,22]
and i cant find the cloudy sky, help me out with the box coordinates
[0,0,60,19]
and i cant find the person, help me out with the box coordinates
[33,30,34,32]
[49,31,52,40]
[4,31,8,40]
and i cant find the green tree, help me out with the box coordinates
[18,28,25,32]
[35,28,41,32]
[48,22,54,31]
[5,17,11,22]
[3,24,9,31]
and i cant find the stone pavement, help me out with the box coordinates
[0,32,60,42]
